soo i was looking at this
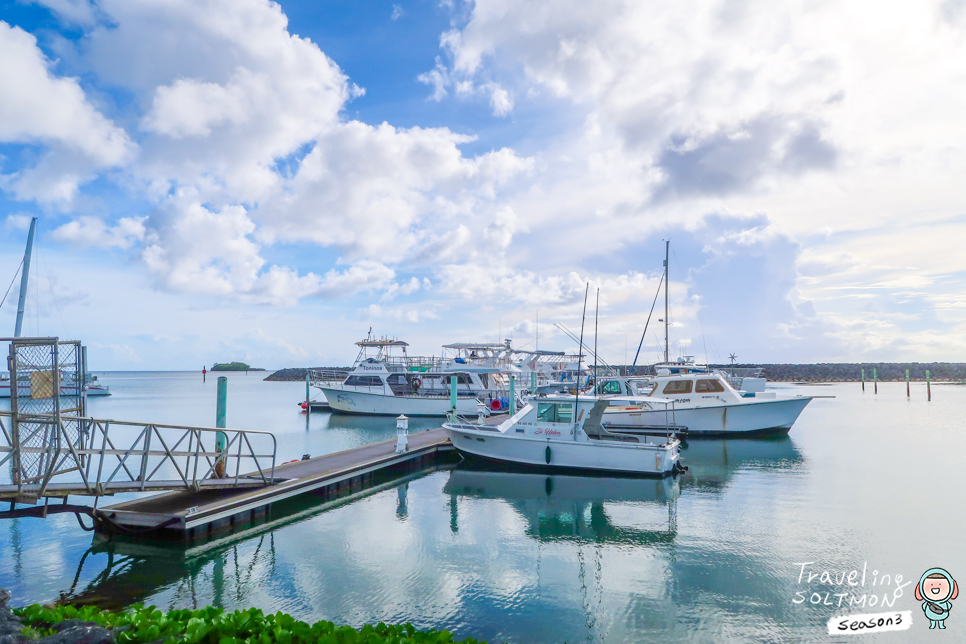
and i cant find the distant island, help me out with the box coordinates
[264,367,349,381]
[211,362,266,372]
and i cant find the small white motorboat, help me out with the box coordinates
[443,394,684,476]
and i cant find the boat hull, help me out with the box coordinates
[320,387,486,416]
[0,385,110,398]
[444,424,680,476]
[603,396,812,436]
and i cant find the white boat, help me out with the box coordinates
[0,372,110,398]
[598,372,813,436]
[319,336,513,416]
[650,356,767,393]
[443,394,683,476]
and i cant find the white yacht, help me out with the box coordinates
[650,356,767,394]
[0,372,110,398]
[596,372,813,436]
[319,337,513,416]
[443,393,683,476]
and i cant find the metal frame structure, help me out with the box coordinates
[0,337,276,502]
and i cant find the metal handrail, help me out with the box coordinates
[0,412,277,499]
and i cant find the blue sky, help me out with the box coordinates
[1,0,965,369]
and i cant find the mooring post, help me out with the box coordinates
[450,375,457,421]
[906,369,910,397]
[509,374,516,416]
[395,415,409,453]
[861,367,865,392]
[530,370,536,395]
[926,370,932,401]
[873,367,877,394]
[203,366,206,383]
[215,376,227,477]
[305,373,311,416]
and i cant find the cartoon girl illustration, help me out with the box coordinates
[916,568,958,629]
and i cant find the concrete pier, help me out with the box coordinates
[97,429,454,541]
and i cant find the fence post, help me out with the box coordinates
[216,376,227,477]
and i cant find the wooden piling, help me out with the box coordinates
[906,369,910,397]
[450,374,457,420]
[509,374,516,416]
[861,368,865,392]
[305,373,311,416]
[215,377,228,477]
[873,368,877,394]
[926,370,932,401]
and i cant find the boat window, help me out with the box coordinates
[480,373,489,388]
[442,374,472,385]
[630,381,655,396]
[662,380,692,394]
[600,381,623,395]
[386,374,407,385]
[537,402,574,423]
[696,379,725,393]
[344,375,383,387]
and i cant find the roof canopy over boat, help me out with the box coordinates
[441,342,507,350]
[355,339,409,348]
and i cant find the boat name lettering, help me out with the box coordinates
[361,366,383,371]
[534,428,562,436]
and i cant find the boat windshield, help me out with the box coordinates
[537,402,574,423]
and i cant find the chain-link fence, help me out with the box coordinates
[6,338,86,500]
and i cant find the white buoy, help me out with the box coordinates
[395,414,409,453]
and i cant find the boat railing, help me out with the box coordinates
[310,368,351,384]
[0,412,277,501]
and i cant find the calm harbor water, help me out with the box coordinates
[2,372,965,643]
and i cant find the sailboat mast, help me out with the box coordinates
[14,217,37,338]
[663,239,669,363]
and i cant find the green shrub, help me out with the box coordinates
[14,604,486,644]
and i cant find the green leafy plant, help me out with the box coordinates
[13,604,488,644]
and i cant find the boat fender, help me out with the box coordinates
[545,445,552,464]
[300,401,308,410]
[412,377,421,391]
[490,399,502,411]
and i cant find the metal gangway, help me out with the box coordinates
[0,337,276,505]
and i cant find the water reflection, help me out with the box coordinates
[679,435,805,489]
[57,468,443,609]
[444,462,679,545]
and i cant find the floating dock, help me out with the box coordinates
[97,428,454,541]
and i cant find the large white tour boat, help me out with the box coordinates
[596,372,813,436]
[319,337,514,416]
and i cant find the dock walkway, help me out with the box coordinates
[99,428,453,540]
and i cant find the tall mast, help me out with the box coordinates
[14,217,37,338]
[663,239,669,363]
